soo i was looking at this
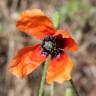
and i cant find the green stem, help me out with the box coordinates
[50,83,54,96]
[39,54,51,96]
[70,79,80,96]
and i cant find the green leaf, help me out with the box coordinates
[50,12,61,29]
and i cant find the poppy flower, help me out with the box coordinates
[9,9,78,84]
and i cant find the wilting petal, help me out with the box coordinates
[46,53,73,84]
[54,29,78,51]
[9,44,46,78]
[16,9,55,39]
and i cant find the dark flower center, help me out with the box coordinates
[42,35,65,57]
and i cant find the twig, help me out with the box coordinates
[10,0,18,12]
[20,0,27,11]
[0,0,10,22]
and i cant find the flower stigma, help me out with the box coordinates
[42,35,64,57]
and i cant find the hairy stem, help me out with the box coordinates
[39,54,51,96]
[50,83,54,96]
[70,79,80,96]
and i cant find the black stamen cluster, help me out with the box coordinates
[42,35,64,57]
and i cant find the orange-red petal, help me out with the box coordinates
[9,44,46,78]
[16,9,55,39]
[54,29,78,51]
[46,53,73,84]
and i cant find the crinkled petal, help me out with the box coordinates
[54,29,78,51]
[46,53,73,84]
[16,9,55,39]
[9,44,46,78]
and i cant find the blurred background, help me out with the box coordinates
[0,0,96,96]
